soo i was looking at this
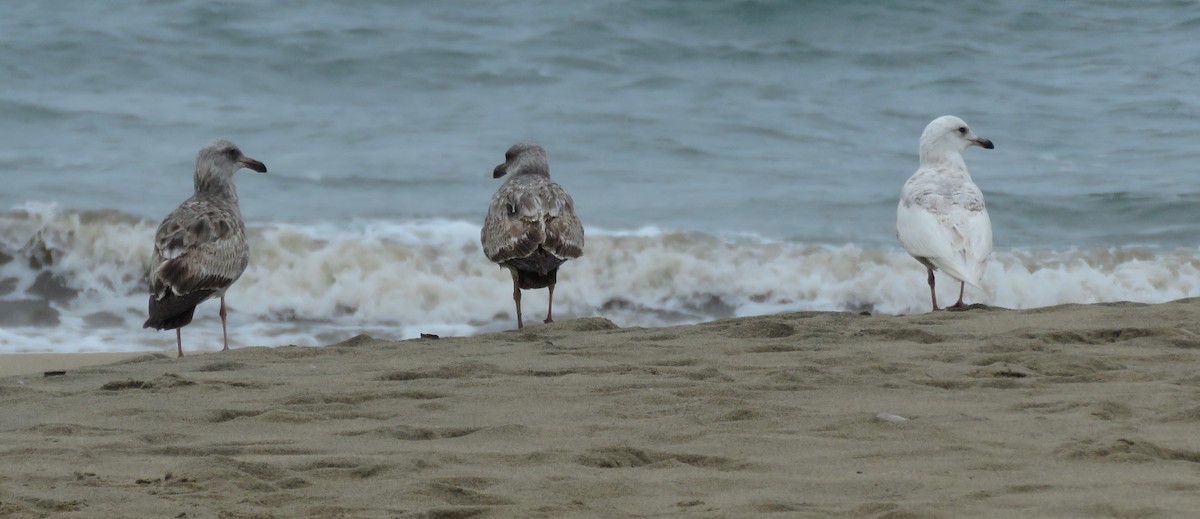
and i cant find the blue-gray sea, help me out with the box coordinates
[3,1,1199,352]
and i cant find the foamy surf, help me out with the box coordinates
[3,203,1200,353]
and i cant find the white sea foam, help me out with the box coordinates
[2,205,1200,353]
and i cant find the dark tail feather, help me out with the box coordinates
[516,267,559,290]
[144,290,215,330]
[506,247,567,289]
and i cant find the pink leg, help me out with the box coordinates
[927,267,940,312]
[176,328,183,358]
[949,282,967,308]
[544,284,556,324]
[220,296,230,352]
[511,271,523,329]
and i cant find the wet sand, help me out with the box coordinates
[0,352,148,378]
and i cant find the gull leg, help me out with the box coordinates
[544,284,555,324]
[927,267,940,312]
[220,296,230,352]
[511,270,523,329]
[950,282,967,309]
[176,328,183,358]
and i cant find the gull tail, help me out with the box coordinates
[144,289,216,330]
[933,258,986,291]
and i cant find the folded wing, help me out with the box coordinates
[897,178,991,287]
[482,179,584,264]
[144,201,249,329]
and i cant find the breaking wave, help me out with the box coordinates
[3,203,1200,352]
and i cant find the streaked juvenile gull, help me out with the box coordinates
[143,140,267,357]
[481,143,584,329]
[896,115,994,311]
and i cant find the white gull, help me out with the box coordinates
[896,115,994,311]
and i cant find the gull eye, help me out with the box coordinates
[223,148,239,159]
[957,127,967,136]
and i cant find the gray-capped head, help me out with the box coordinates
[493,142,549,179]
[195,140,267,183]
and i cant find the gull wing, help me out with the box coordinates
[897,170,992,287]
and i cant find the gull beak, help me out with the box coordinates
[493,163,508,179]
[239,156,268,173]
[971,137,995,150]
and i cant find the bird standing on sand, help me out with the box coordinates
[897,116,994,311]
[482,143,584,329]
[144,140,267,356]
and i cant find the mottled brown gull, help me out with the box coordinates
[143,140,267,356]
[482,143,584,329]
[897,116,994,312]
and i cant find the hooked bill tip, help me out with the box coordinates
[240,157,268,173]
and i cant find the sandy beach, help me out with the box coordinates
[0,353,149,379]
[3,300,1200,518]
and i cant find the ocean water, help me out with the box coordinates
[2,1,1200,353]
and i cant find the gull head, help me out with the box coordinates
[494,142,549,179]
[919,116,993,164]
[195,140,267,183]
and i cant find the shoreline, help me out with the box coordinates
[0,352,157,378]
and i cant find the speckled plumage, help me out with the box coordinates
[144,140,266,356]
[482,143,583,328]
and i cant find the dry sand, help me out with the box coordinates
[3,300,1200,518]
